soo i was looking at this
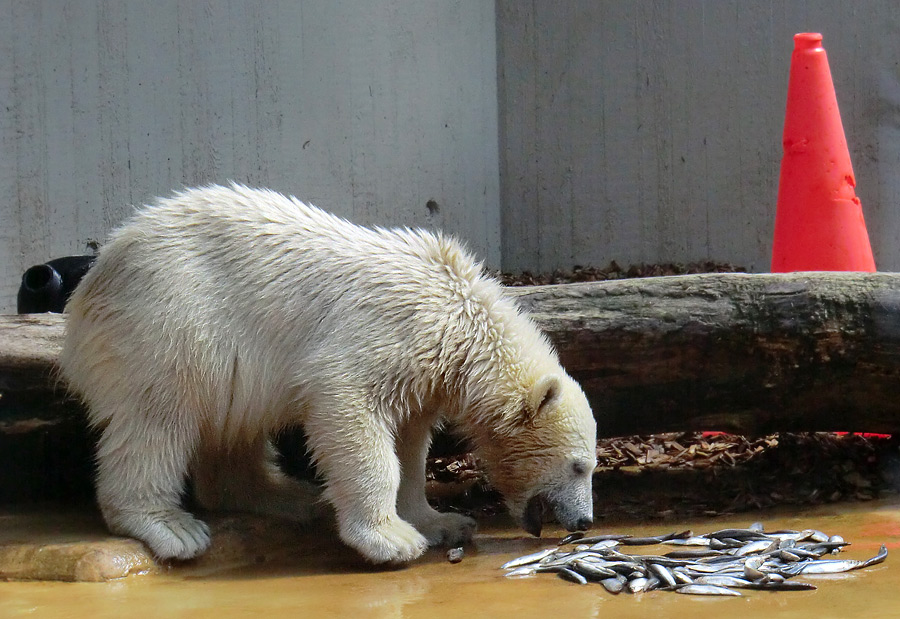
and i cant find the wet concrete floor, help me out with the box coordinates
[2,499,898,619]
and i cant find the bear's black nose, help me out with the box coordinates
[574,517,593,531]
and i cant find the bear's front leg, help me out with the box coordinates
[304,402,428,563]
[395,419,477,547]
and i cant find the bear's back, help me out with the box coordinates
[63,185,508,410]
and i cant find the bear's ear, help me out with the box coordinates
[525,374,562,423]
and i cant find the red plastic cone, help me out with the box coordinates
[771,33,876,272]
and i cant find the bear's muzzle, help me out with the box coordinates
[522,492,593,538]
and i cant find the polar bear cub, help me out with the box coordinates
[59,184,597,563]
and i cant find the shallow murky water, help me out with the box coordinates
[3,500,899,619]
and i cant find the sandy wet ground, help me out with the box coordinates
[2,499,898,619]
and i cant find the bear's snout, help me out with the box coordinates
[521,486,593,537]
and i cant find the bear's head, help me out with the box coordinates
[475,373,597,537]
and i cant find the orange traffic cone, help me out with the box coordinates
[771,33,876,272]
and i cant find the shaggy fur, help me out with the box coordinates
[59,184,597,563]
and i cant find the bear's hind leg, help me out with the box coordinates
[95,410,210,561]
[305,400,427,563]
[192,435,325,523]
[395,420,477,547]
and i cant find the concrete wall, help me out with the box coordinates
[498,1,900,274]
[4,1,900,314]
[0,0,499,312]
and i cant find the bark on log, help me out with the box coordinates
[3,273,900,438]
[507,272,900,436]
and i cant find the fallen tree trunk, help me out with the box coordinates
[508,272,900,436]
[2,273,900,438]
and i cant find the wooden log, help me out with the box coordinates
[2,273,900,438]
[508,272,900,436]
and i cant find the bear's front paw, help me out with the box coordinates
[106,507,211,561]
[417,512,477,547]
[341,516,428,564]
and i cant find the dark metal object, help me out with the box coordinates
[17,255,96,314]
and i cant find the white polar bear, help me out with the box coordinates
[59,184,597,563]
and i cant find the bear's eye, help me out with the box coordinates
[572,460,590,476]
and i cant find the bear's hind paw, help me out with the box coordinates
[418,512,477,547]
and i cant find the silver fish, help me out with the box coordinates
[860,544,888,568]
[743,556,767,580]
[663,536,712,547]
[671,568,694,585]
[627,577,650,593]
[571,560,617,580]
[797,559,862,574]
[501,548,556,569]
[708,528,771,541]
[600,576,626,594]
[648,563,677,588]
[558,531,586,545]
[557,567,588,585]
[578,534,632,544]
[693,575,753,587]
[665,549,724,559]
[733,539,777,557]
[621,531,689,546]
[676,584,742,596]
[589,540,621,551]
[503,566,536,578]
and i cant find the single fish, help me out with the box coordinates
[589,540,621,551]
[743,556,767,580]
[559,531,585,545]
[676,584,742,596]
[663,536,712,547]
[501,548,557,569]
[671,568,694,585]
[627,577,650,593]
[577,534,632,544]
[743,581,817,591]
[693,575,752,588]
[665,549,724,559]
[803,541,851,555]
[648,563,678,588]
[797,559,863,574]
[707,528,772,541]
[732,539,778,557]
[806,530,830,543]
[538,550,601,568]
[710,538,745,550]
[621,530,692,546]
[600,576,626,594]
[860,544,888,568]
[571,560,617,580]
[557,567,588,585]
[503,566,536,578]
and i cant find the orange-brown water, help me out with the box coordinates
[3,500,898,619]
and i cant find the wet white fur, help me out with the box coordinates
[59,184,596,563]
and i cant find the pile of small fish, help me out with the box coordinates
[501,524,888,596]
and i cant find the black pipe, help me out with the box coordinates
[17,255,96,314]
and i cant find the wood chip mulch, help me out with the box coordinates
[426,432,900,523]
